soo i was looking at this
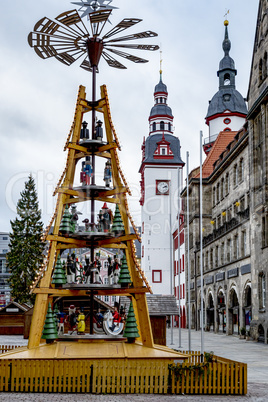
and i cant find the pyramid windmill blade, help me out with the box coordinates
[102,51,126,69]
[89,9,112,36]
[104,30,158,43]
[107,43,159,51]
[55,9,90,38]
[80,56,99,72]
[105,48,148,63]
[102,18,142,40]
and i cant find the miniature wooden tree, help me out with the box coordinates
[123,301,140,343]
[59,205,73,235]
[111,204,125,236]
[41,303,58,343]
[118,253,132,287]
[52,255,67,286]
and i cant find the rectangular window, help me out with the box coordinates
[234,235,239,260]
[241,231,246,256]
[104,295,109,303]
[152,270,162,283]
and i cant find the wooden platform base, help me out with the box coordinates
[58,334,126,341]
[0,340,187,362]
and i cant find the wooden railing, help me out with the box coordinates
[170,351,247,395]
[0,350,247,394]
[0,345,19,354]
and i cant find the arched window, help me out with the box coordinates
[224,73,230,85]
[160,121,165,130]
[152,122,156,131]
[160,97,163,103]
[168,122,171,131]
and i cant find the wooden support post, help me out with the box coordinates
[28,293,48,349]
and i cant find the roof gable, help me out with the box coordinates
[195,130,237,178]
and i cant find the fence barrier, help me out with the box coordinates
[0,350,247,394]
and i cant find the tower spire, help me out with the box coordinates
[160,49,163,80]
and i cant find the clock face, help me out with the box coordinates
[156,181,169,194]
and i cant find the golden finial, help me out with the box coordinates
[224,9,229,26]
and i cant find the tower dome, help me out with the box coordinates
[204,21,247,151]
[148,72,173,135]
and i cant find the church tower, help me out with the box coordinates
[204,21,248,154]
[139,71,184,294]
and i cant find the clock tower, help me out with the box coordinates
[139,71,184,294]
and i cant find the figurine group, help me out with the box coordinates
[80,158,112,188]
[55,303,126,336]
[79,119,103,142]
[64,252,120,286]
[108,255,121,285]
[60,202,113,234]
[79,119,112,188]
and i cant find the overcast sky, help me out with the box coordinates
[0,0,258,233]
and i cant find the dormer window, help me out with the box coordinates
[161,147,166,155]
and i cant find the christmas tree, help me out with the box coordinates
[59,205,74,235]
[111,204,125,236]
[118,253,132,286]
[41,303,58,343]
[123,301,140,343]
[52,255,67,286]
[7,175,45,304]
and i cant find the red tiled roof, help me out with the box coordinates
[194,131,238,178]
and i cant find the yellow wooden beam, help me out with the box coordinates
[28,293,48,349]
[67,143,88,153]
[98,143,118,152]
[95,233,137,247]
[47,234,89,247]
[95,197,119,204]
[33,287,149,296]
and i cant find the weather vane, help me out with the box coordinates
[71,0,118,18]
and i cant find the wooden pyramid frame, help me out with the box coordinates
[28,84,155,349]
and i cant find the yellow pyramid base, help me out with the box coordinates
[0,340,186,361]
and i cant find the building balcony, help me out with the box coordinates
[195,207,250,249]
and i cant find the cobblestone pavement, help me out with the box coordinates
[0,384,268,402]
[0,329,268,400]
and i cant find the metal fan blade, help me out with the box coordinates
[102,51,126,69]
[102,18,142,40]
[89,10,112,36]
[80,57,93,72]
[104,30,158,43]
[55,9,90,38]
[106,43,159,51]
[79,56,99,72]
[105,48,148,63]
[55,52,77,66]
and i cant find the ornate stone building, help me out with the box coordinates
[247,0,268,342]
[182,20,251,336]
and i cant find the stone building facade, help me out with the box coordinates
[247,0,268,343]
[182,127,251,335]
